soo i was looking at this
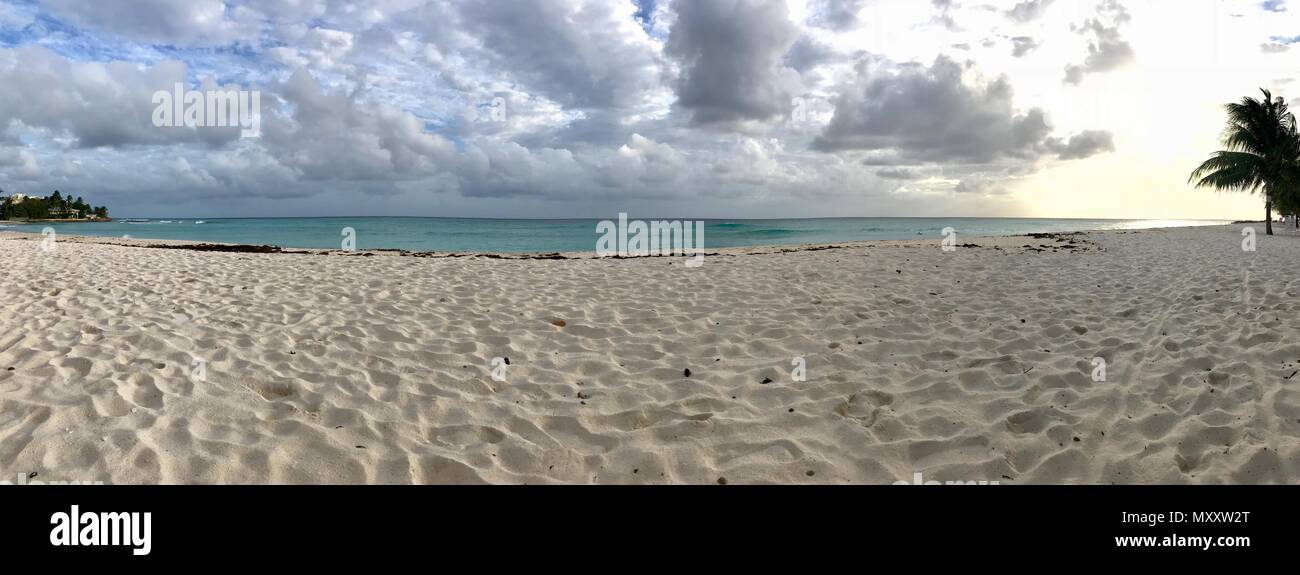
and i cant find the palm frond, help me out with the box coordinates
[1221,126,1264,155]
[1192,169,1263,194]
[1193,88,1300,212]
[1189,151,1264,184]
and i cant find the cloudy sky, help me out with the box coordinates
[0,0,1296,219]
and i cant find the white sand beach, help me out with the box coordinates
[1,225,1297,484]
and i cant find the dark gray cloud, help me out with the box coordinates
[1049,130,1114,159]
[875,167,919,180]
[263,69,458,182]
[666,0,800,126]
[807,0,868,30]
[0,46,240,149]
[784,35,839,73]
[1006,0,1055,23]
[813,56,1111,165]
[448,0,662,110]
[0,146,40,179]
[1010,36,1039,57]
[932,0,960,30]
[1063,0,1134,85]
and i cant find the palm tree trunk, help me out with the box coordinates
[1266,198,1274,235]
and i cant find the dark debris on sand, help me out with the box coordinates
[146,243,283,253]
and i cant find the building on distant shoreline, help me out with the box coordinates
[47,207,83,218]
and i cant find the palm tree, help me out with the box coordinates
[1189,89,1300,235]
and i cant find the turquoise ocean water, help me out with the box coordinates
[1,217,1230,254]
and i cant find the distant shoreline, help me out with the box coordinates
[0,218,112,224]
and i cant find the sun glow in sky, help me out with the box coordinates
[0,0,1296,219]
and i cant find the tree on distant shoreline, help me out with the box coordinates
[1189,88,1300,236]
[1,191,110,220]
